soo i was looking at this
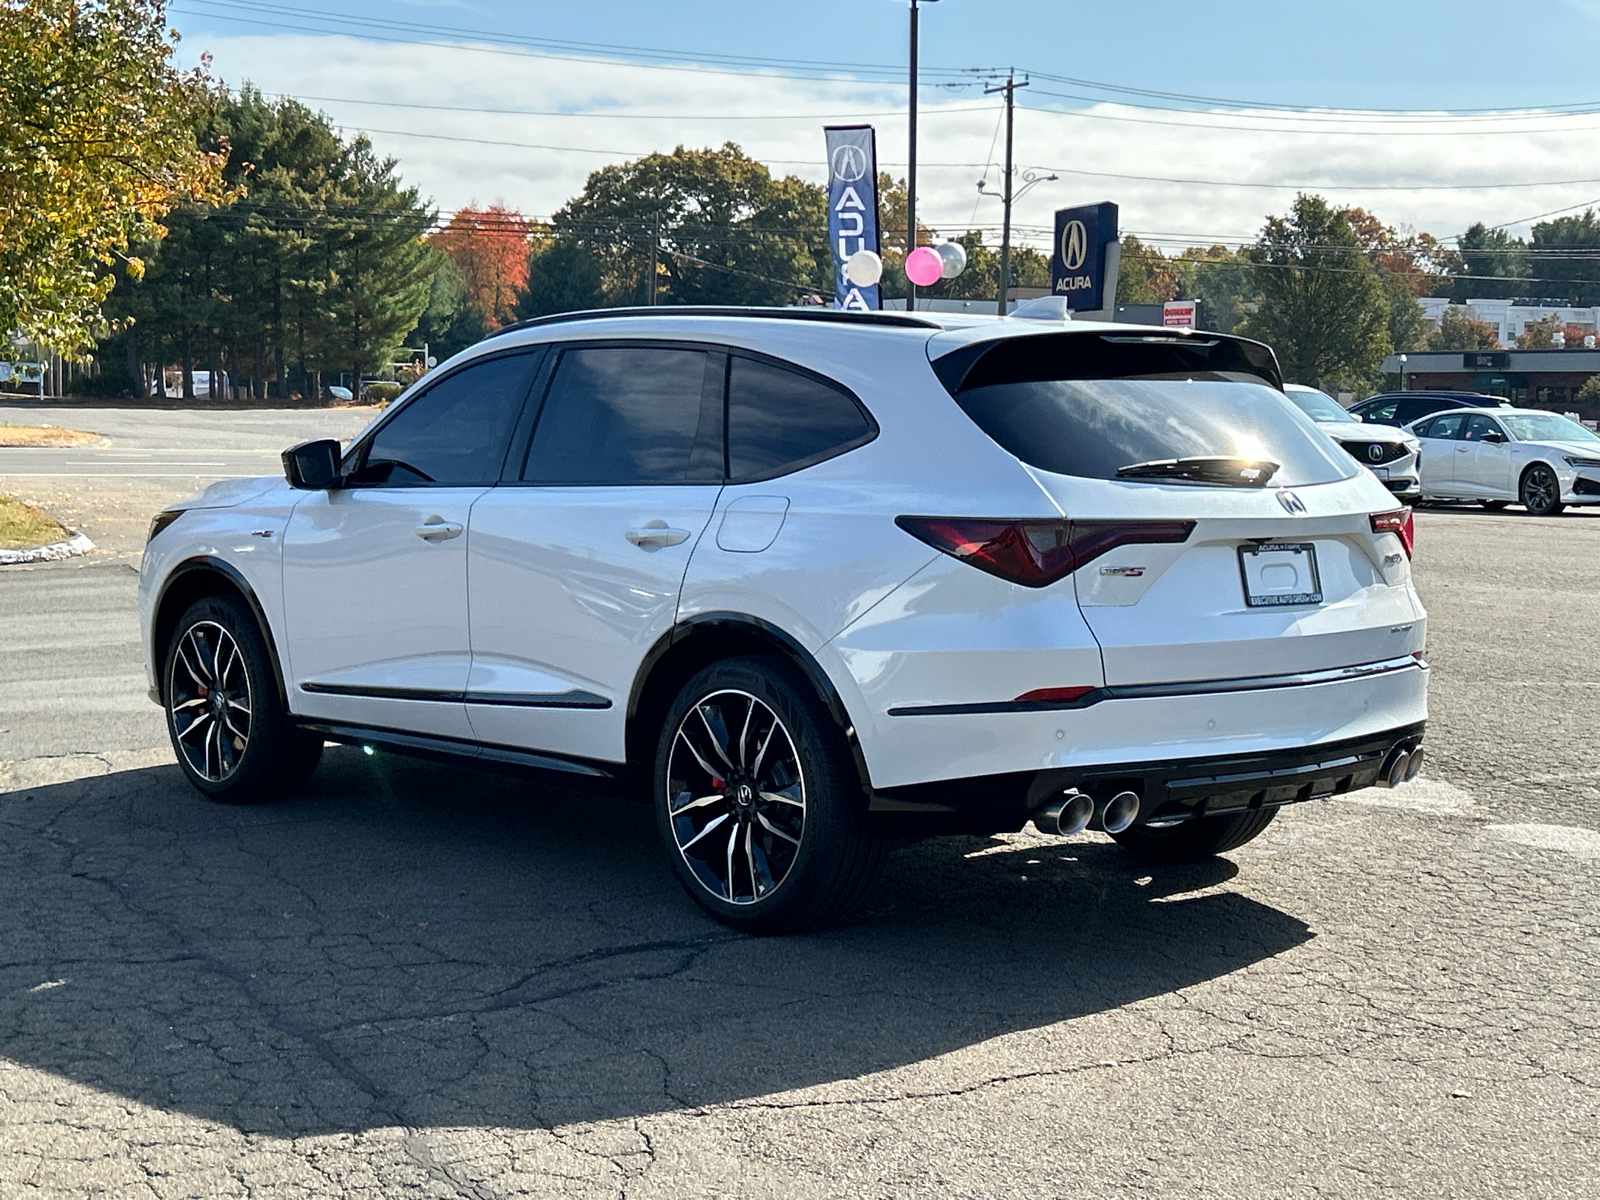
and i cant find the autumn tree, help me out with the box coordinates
[430,205,531,329]
[0,0,226,353]
[554,144,831,306]
[1116,236,1177,304]
[1427,308,1501,351]
[1173,245,1257,334]
[1239,194,1392,393]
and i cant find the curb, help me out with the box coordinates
[0,530,95,565]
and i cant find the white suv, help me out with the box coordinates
[140,309,1429,932]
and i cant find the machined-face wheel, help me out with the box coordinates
[167,620,253,783]
[665,688,806,906]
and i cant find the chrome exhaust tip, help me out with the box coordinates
[1403,745,1424,783]
[1385,748,1412,789]
[1036,790,1094,837]
[1102,790,1141,835]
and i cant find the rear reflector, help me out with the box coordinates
[895,516,1195,588]
[1370,507,1415,558]
[1015,686,1096,704]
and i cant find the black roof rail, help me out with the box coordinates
[485,305,942,338]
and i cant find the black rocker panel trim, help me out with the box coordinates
[299,681,611,709]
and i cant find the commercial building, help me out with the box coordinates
[1418,298,1600,349]
[1379,348,1600,415]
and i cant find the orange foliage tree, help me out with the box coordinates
[430,205,532,329]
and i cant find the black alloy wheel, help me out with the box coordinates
[168,618,253,783]
[666,687,806,905]
[655,657,884,934]
[1520,463,1565,517]
[164,595,323,803]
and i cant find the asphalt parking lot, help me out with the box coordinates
[2,408,1597,1199]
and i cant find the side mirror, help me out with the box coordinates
[1482,430,1506,444]
[282,439,343,489]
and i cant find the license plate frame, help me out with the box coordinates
[1238,541,1323,607]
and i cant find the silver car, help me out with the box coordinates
[1407,407,1600,516]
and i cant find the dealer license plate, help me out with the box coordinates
[1238,542,1322,607]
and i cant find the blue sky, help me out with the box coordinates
[168,1,1600,251]
[174,0,1600,111]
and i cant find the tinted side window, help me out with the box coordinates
[1426,413,1466,440]
[354,352,539,486]
[727,355,876,481]
[522,346,722,484]
[1398,399,1448,424]
[1461,415,1499,441]
[1359,400,1398,422]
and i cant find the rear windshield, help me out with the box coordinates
[934,332,1356,487]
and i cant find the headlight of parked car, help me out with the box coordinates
[1403,438,1420,455]
[147,509,186,544]
[1563,455,1600,468]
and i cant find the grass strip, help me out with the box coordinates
[0,493,69,550]
[0,422,101,447]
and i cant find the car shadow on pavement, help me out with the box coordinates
[0,747,1308,1137]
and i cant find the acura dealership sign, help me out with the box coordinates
[1050,201,1118,313]
[824,125,881,311]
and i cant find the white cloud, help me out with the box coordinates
[186,32,1600,255]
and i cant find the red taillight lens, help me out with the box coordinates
[1370,507,1414,558]
[895,516,1195,588]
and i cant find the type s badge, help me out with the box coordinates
[824,125,881,311]
[1050,201,1118,312]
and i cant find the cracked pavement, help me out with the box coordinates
[2,422,1598,1197]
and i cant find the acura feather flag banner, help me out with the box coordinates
[824,125,880,311]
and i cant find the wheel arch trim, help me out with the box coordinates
[152,556,288,709]
[626,611,872,790]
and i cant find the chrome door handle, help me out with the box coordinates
[1455,446,1469,452]
[626,524,691,549]
[414,517,463,541]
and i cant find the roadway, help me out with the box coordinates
[0,409,1595,1199]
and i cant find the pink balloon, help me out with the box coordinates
[905,245,944,288]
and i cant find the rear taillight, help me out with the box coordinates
[895,516,1195,588]
[1370,507,1414,558]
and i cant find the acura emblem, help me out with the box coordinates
[1060,219,1088,271]
[1366,443,1384,463]
[1277,490,1307,515]
[831,143,869,182]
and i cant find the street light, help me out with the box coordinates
[906,0,938,312]
[977,169,1056,316]
[1399,353,1408,392]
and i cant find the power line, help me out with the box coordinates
[285,93,993,123]
[328,121,1600,193]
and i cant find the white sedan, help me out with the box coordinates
[1407,407,1600,516]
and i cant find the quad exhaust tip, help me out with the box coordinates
[1385,744,1425,788]
[1036,790,1094,837]
[1102,790,1141,834]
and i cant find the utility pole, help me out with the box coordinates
[907,0,937,311]
[986,70,1028,316]
[648,212,660,305]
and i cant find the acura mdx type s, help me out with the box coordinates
[140,309,1429,933]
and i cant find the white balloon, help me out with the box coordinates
[936,241,968,279]
[844,249,883,287]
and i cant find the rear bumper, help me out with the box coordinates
[869,719,1426,836]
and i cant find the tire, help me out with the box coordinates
[163,595,322,803]
[1111,807,1278,863]
[1520,464,1565,517]
[654,656,885,934]
[1481,500,1509,511]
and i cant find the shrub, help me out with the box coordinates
[363,380,403,405]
